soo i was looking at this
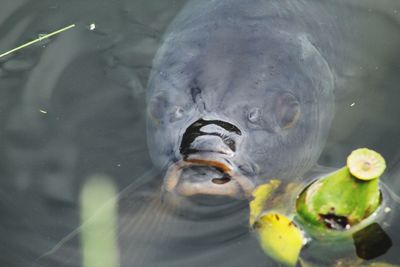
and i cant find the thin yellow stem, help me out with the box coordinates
[0,24,76,59]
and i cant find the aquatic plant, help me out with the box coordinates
[250,148,393,266]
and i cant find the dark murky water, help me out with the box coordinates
[1,0,400,266]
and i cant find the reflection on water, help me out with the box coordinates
[0,0,400,266]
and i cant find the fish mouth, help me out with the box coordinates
[164,118,254,199]
[179,118,241,156]
[163,153,255,199]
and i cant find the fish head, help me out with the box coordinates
[146,23,334,199]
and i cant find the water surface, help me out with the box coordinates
[1,0,400,266]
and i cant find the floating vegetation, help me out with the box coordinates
[250,148,393,266]
[347,148,386,181]
[253,212,304,267]
[0,24,75,59]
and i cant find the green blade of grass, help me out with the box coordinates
[0,24,75,59]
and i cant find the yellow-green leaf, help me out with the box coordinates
[254,212,304,267]
[249,180,281,226]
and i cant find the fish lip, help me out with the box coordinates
[163,153,255,199]
[182,148,235,157]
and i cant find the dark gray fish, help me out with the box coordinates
[147,0,339,199]
[147,0,400,199]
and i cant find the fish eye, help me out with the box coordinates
[148,93,168,120]
[276,92,300,129]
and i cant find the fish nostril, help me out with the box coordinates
[211,177,231,185]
